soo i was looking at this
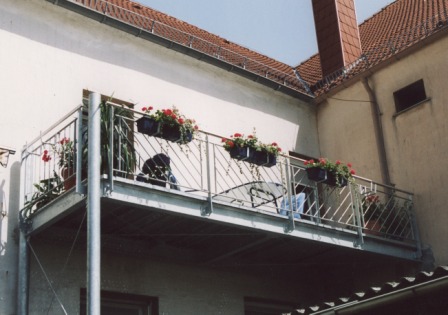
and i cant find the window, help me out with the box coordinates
[393,79,427,113]
[80,289,159,315]
[244,297,296,315]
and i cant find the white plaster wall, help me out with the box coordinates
[0,0,318,313]
[317,34,448,265]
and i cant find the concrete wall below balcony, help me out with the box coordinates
[28,242,318,315]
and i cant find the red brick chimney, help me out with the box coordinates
[312,0,362,77]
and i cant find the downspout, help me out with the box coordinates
[361,77,392,187]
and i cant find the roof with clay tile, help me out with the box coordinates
[300,0,448,94]
[58,0,448,97]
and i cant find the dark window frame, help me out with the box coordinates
[80,289,159,315]
[393,79,428,113]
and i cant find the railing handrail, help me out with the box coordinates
[22,104,84,154]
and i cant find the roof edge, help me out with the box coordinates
[46,0,314,102]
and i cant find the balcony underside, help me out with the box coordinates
[26,178,421,269]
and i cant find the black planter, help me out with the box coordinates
[137,118,192,144]
[159,124,192,143]
[325,172,348,187]
[306,167,327,182]
[229,146,254,161]
[251,151,277,167]
[136,117,160,136]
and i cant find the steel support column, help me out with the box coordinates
[87,92,101,315]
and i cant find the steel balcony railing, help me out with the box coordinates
[20,102,420,247]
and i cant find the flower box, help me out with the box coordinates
[229,146,253,161]
[159,124,193,144]
[137,117,193,144]
[325,172,348,187]
[251,151,277,167]
[136,117,160,136]
[306,167,327,182]
[223,133,281,167]
[138,106,198,144]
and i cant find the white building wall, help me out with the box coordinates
[0,0,318,313]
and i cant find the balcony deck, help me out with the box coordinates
[20,102,422,269]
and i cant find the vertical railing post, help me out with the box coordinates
[201,134,213,216]
[352,184,364,246]
[284,158,294,233]
[408,194,422,258]
[76,107,84,194]
[108,104,114,191]
[87,92,101,315]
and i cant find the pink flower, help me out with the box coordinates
[194,125,199,130]
[247,135,254,139]
[234,133,242,138]
[271,142,278,146]
[347,163,352,168]
[142,107,147,112]
[336,160,341,165]
[350,169,356,175]
[178,118,184,124]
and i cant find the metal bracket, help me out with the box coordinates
[201,198,213,216]
[284,218,295,233]
[19,215,32,233]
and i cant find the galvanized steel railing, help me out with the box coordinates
[20,102,420,246]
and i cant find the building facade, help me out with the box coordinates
[0,0,446,314]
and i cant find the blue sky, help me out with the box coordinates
[136,0,395,66]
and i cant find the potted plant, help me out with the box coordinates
[304,158,355,187]
[99,101,137,177]
[362,193,383,234]
[222,132,281,167]
[23,171,63,217]
[42,137,76,190]
[137,106,199,144]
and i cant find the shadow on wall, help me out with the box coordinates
[0,161,21,255]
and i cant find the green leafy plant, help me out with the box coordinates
[82,100,137,176]
[222,132,282,156]
[23,171,63,216]
[304,157,355,184]
[141,105,199,142]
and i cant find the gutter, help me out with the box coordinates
[46,0,313,102]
